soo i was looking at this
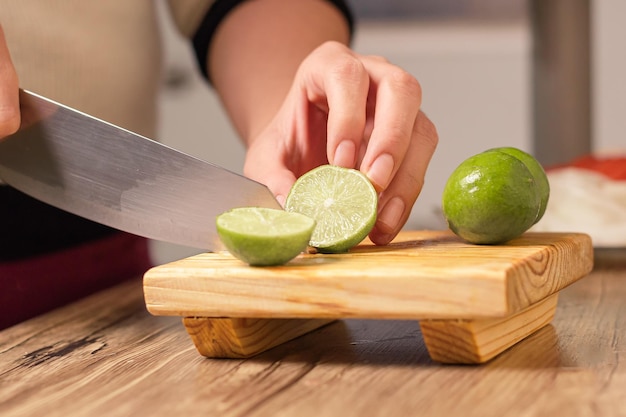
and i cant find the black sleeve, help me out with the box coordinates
[191,0,355,83]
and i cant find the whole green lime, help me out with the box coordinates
[491,147,550,223]
[442,149,544,244]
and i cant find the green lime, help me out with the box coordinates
[216,207,315,266]
[284,165,378,253]
[490,147,550,223]
[442,149,543,244]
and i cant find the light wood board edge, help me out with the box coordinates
[183,317,335,358]
[504,233,593,313]
[144,232,592,320]
[420,293,559,364]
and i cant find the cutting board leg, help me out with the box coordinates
[183,317,335,358]
[182,294,559,361]
[419,293,559,364]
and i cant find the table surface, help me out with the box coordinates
[1,251,625,417]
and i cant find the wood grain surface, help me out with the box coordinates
[183,317,334,358]
[1,256,625,417]
[420,293,558,363]
[144,230,593,320]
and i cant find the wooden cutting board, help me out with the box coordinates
[143,230,593,364]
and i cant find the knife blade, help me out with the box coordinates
[0,89,281,251]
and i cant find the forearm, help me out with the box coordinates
[207,0,350,144]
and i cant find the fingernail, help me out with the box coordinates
[375,233,394,245]
[367,154,395,191]
[377,197,405,233]
[276,194,286,207]
[334,140,356,167]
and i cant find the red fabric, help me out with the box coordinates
[0,232,153,330]
[548,155,626,180]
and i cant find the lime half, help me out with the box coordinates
[284,165,378,253]
[216,207,315,266]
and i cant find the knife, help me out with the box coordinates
[0,89,281,251]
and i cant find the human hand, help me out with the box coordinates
[0,24,20,139]
[243,41,438,245]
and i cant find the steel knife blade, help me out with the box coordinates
[0,89,281,251]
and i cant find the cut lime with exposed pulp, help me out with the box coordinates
[284,165,378,253]
[216,207,315,266]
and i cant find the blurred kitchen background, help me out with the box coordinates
[151,0,625,264]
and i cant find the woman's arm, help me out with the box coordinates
[208,0,350,141]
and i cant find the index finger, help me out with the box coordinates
[300,42,370,169]
[357,56,423,192]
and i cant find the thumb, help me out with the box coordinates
[244,153,296,207]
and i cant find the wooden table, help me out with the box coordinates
[1,250,624,417]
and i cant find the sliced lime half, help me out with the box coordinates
[284,165,378,253]
[216,207,315,266]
